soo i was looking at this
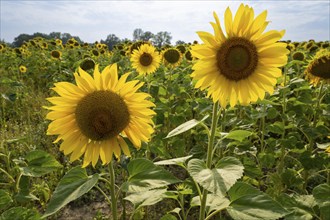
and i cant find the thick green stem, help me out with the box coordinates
[260,103,266,152]
[199,102,219,220]
[312,81,324,127]
[279,67,288,174]
[109,161,118,220]
[179,194,186,220]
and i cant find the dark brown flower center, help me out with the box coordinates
[75,91,130,141]
[310,56,330,79]
[217,37,258,81]
[139,52,153,66]
[164,49,181,64]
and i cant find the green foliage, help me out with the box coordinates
[227,182,288,220]
[187,157,244,197]
[43,166,99,218]
[1,35,329,219]
[122,158,181,193]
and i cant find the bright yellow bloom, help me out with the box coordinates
[19,65,27,73]
[130,44,161,75]
[45,64,155,167]
[191,4,289,107]
[304,49,330,85]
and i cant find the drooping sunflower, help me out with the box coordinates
[19,65,27,73]
[130,44,161,75]
[162,48,182,67]
[304,49,330,85]
[45,63,156,167]
[191,4,289,107]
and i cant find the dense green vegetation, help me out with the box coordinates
[0,35,329,220]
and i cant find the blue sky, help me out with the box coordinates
[1,0,329,44]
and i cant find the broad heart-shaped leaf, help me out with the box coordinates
[187,157,244,197]
[154,155,193,166]
[43,166,99,218]
[224,130,253,142]
[165,115,209,138]
[1,207,40,220]
[0,190,13,211]
[227,182,288,220]
[20,150,62,177]
[122,158,181,193]
[313,184,330,220]
[124,188,167,209]
[277,193,316,220]
[190,194,230,214]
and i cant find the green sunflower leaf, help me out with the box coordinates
[1,207,40,220]
[20,150,62,177]
[124,188,167,209]
[224,130,253,142]
[0,190,13,211]
[165,115,209,139]
[187,157,244,197]
[313,184,330,220]
[122,158,181,193]
[227,182,288,220]
[43,166,99,218]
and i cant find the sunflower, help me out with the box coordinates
[292,51,305,61]
[130,44,161,75]
[45,63,156,167]
[162,48,182,67]
[55,39,63,46]
[304,49,330,85]
[51,50,62,59]
[191,4,289,107]
[19,65,27,73]
[0,44,5,52]
[80,58,95,71]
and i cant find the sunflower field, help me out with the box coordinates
[1,4,330,220]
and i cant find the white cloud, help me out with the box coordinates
[1,0,329,43]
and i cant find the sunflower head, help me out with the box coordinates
[51,50,62,59]
[130,44,161,75]
[91,49,100,57]
[184,50,193,61]
[308,45,319,53]
[19,65,27,73]
[191,4,289,107]
[162,48,182,67]
[129,41,148,55]
[292,51,305,61]
[55,39,63,46]
[80,58,95,71]
[29,40,37,47]
[305,49,330,85]
[176,45,186,54]
[45,63,155,167]
[0,44,5,52]
[40,42,48,49]
[321,42,329,49]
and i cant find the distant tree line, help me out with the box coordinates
[9,32,83,47]
[5,29,187,49]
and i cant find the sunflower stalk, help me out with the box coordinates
[199,102,219,220]
[279,66,288,175]
[109,161,118,220]
[312,81,324,128]
[260,103,266,152]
